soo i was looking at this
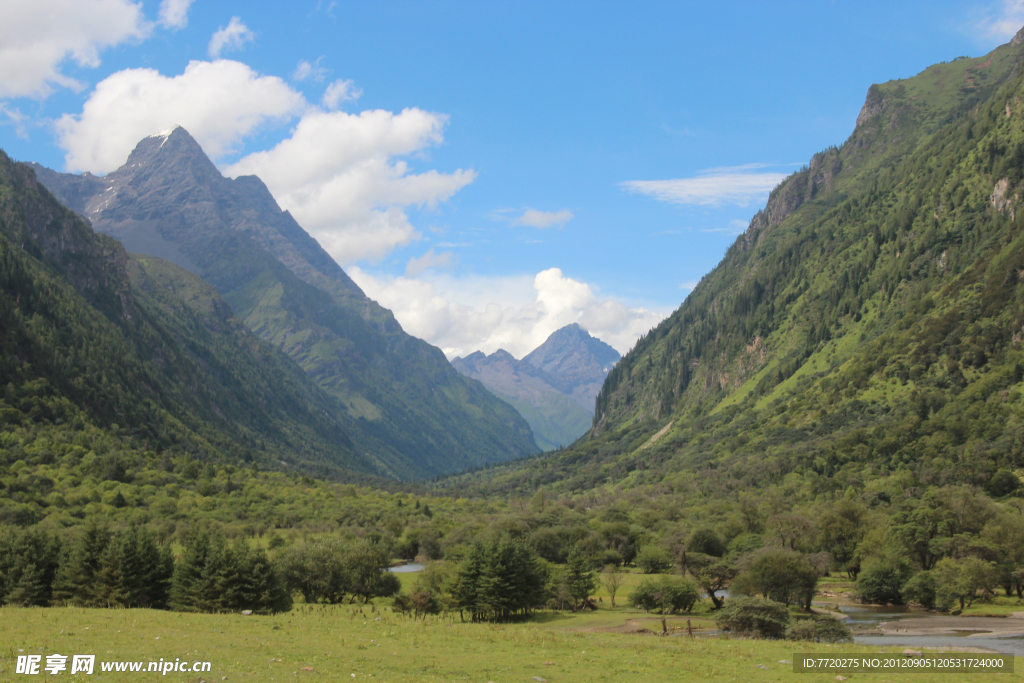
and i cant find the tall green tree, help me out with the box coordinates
[564,546,595,610]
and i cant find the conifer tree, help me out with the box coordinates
[564,546,595,610]
[7,563,48,606]
[52,522,109,606]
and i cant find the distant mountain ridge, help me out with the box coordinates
[31,127,537,479]
[451,324,620,450]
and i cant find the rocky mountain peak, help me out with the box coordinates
[451,324,622,450]
[524,323,621,380]
[114,125,221,185]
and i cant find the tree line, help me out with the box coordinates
[0,525,401,614]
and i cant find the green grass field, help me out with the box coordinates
[1,601,1018,683]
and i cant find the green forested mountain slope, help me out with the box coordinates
[31,128,536,479]
[454,30,1024,497]
[0,150,384,478]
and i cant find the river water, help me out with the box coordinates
[842,605,1024,656]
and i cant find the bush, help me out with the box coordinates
[636,545,674,574]
[856,556,912,605]
[391,593,413,615]
[714,596,790,639]
[629,576,700,614]
[687,526,727,557]
[409,587,442,618]
[987,470,1020,497]
[731,549,818,608]
[787,615,853,643]
[902,571,936,609]
[932,557,998,611]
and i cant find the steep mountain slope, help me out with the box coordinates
[31,128,537,478]
[452,325,619,451]
[455,29,1024,496]
[0,149,380,479]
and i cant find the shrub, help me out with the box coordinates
[687,526,727,557]
[636,545,674,574]
[714,596,790,639]
[391,593,413,615]
[629,576,700,614]
[731,549,818,608]
[409,587,441,618]
[787,615,854,643]
[932,557,998,611]
[902,571,936,609]
[856,556,912,605]
[987,470,1020,497]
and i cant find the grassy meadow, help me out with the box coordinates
[1,593,1019,683]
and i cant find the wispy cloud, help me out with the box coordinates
[702,219,749,235]
[322,79,361,109]
[208,17,254,59]
[158,0,194,29]
[293,57,328,82]
[512,208,574,228]
[622,165,787,208]
[679,280,700,291]
[976,0,1024,43]
[406,248,457,276]
[0,103,29,139]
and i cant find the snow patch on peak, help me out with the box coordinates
[148,125,181,147]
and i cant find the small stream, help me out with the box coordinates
[842,605,1024,655]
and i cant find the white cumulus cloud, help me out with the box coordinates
[226,107,476,265]
[208,17,254,59]
[622,164,787,208]
[0,0,150,99]
[158,0,194,29]
[512,208,574,228]
[55,59,305,173]
[348,267,666,359]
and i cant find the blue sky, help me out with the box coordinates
[1,1,1021,358]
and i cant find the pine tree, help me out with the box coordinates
[170,532,214,612]
[564,546,595,610]
[243,547,292,614]
[451,543,486,621]
[52,522,109,606]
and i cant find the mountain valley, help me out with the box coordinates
[452,323,620,450]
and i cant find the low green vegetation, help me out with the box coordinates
[0,603,1015,683]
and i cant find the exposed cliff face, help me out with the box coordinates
[33,127,538,479]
